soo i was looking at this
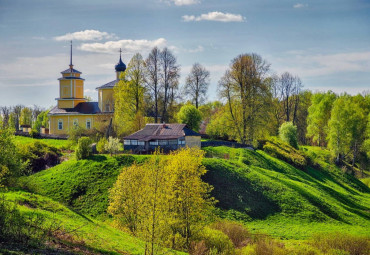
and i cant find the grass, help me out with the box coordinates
[14,135,72,150]
[18,141,370,243]
[1,190,183,255]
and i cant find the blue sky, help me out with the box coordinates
[0,0,369,108]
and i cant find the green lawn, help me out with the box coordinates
[14,135,72,150]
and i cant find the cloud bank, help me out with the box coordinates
[293,3,308,9]
[169,0,199,6]
[182,11,245,22]
[54,30,116,41]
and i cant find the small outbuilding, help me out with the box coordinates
[123,123,201,152]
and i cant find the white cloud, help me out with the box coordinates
[168,0,199,6]
[79,38,167,54]
[54,30,116,41]
[273,51,370,78]
[182,12,245,22]
[293,3,308,8]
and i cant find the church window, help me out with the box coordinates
[58,120,63,130]
[86,119,91,129]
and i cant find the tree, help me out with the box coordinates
[218,53,271,144]
[177,104,202,132]
[0,106,10,129]
[33,110,49,133]
[75,137,92,160]
[184,63,210,109]
[20,107,32,127]
[114,55,146,136]
[363,113,370,158]
[12,105,24,130]
[108,148,214,253]
[160,47,180,123]
[146,47,161,123]
[306,91,337,146]
[279,122,298,149]
[104,136,121,156]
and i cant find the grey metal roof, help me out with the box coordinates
[124,124,201,141]
[61,68,82,74]
[96,79,118,89]
[49,102,101,115]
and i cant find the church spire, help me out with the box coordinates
[69,40,73,70]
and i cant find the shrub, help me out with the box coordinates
[29,129,40,138]
[311,232,369,255]
[194,226,234,254]
[105,136,121,156]
[96,137,108,154]
[252,237,288,255]
[279,122,298,149]
[19,141,61,174]
[211,221,251,248]
[75,137,92,160]
[177,104,202,132]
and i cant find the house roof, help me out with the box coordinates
[124,123,201,141]
[48,102,101,115]
[61,68,82,74]
[96,79,118,89]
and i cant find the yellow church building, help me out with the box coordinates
[48,43,126,135]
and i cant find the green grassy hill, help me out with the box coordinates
[19,144,370,242]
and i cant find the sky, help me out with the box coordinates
[0,0,369,108]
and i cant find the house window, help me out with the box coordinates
[86,119,91,129]
[131,140,138,145]
[179,139,185,145]
[149,140,158,146]
[138,141,145,146]
[124,140,130,145]
[168,139,178,145]
[158,140,168,146]
[58,119,63,130]
[73,119,78,127]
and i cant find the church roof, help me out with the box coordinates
[61,68,82,74]
[49,102,101,115]
[96,79,118,89]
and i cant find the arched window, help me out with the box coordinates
[86,119,91,129]
[58,119,63,130]
[73,119,78,127]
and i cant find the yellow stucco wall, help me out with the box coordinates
[57,100,74,109]
[185,136,201,148]
[59,79,84,99]
[99,88,114,112]
[62,73,80,78]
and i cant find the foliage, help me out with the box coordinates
[193,226,234,254]
[177,104,202,132]
[96,137,108,154]
[109,148,215,252]
[211,221,250,248]
[19,141,61,174]
[279,122,298,149]
[104,136,121,156]
[75,137,92,160]
[33,110,49,132]
[184,63,210,108]
[206,106,234,141]
[19,107,32,127]
[0,126,22,184]
[306,91,337,146]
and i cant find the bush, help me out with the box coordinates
[75,137,92,160]
[211,221,251,248]
[105,136,121,156]
[177,104,202,132]
[311,232,370,255]
[96,137,108,154]
[193,226,234,254]
[279,122,298,149]
[29,129,40,138]
[19,141,61,174]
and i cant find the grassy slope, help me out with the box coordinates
[14,135,71,149]
[2,190,147,254]
[20,146,370,242]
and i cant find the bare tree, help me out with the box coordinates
[1,106,10,128]
[12,104,24,130]
[32,105,43,124]
[159,47,179,123]
[146,47,161,123]
[184,63,210,108]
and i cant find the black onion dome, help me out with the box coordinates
[115,56,126,72]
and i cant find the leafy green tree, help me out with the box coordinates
[33,110,49,132]
[363,113,370,158]
[177,104,202,132]
[279,122,298,149]
[20,107,32,127]
[75,137,92,160]
[104,136,121,156]
[306,91,337,146]
[96,137,108,154]
[114,54,146,136]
